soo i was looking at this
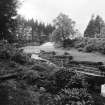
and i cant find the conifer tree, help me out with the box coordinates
[0,0,18,42]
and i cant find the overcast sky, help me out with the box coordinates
[18,0,105,33]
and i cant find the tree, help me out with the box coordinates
[94,15,105,34]
[16,16,55,44]
[84,15,96,38]
[84,15,105,38]
[94,15,105,38]
[101,27,105,38]
[16,15,32,42]
[52,13,75,45]
[29,19,35,41]
[0,0,18,42]
[27,19,55,43]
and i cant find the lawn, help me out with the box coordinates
[23,42,105,64]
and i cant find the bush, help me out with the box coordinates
[53,88,94,105]
[74,37,88,48]
[23,70,39,85]
[0,43,13,59]
[66,74,86,89]
[52,51,56,55]
[64,52,70,55]
[74,37,105,54]
[44,68,75,94]
[11,51,30,65]
[0,42,32,65]
[98,65,105,72]
[83,44,95,52]
[75,41,86,48]
[63,38,74,48]
[78,47,83,51]
[0,81,35,105]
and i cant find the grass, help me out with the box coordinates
[1,42,105,105]
[68,49,105,63]
[23,44,105,63]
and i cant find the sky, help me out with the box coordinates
[18,0,105,33]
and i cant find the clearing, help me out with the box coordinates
[23,42,105,63]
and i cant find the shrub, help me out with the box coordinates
[78,47,83,51]
[0,42,32,65]
[64,52,70,55]
[63,38,74,48]
[0,43,13,59]
[83,44,95,52]
[53,88,94,105]
[0,81,35,105]
[98,65,105,72]
[74,37,105,54]
[52,51,56,55]
[23,70,39,85]
[39,88,94,105]
[44,68,75,94]
[11,51,30,65]
[0,48,11,59]
[66,74,86,89]
[75,41,86,48]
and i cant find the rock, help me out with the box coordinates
[101,84,105,97]
[40,87,46,92]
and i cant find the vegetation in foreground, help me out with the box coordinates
[0,0,105,105]
[0,42,105,105]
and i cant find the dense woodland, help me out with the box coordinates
[0,0,105,105]
[16,15,55,44]
[84,15,105,38]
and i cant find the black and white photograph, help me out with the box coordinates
[0,0,105,105]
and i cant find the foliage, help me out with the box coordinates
[0,0,18,42]
[83,43,96,52]
[0,41,105,105]
[52,13,75,45]
[16,15,55,44]
[63,38,75,48]
[66,74,87,89]
[74,37,105,54]
[54,88,94,105]
[0,80,36,105]
[37,68,74,94]
[54,69,75,89]
[84,15,105,38]
[0,41,31,64]
[39,88,94,105]
[84,15,96,38]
